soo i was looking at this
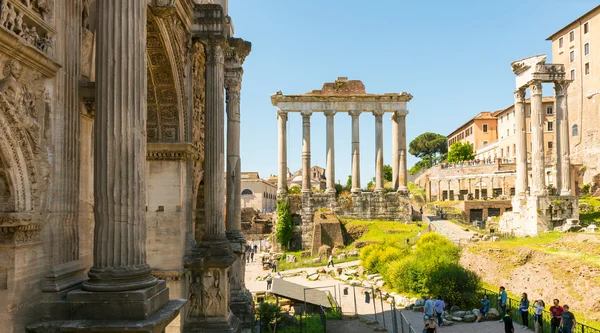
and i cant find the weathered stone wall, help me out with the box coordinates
[310,212,344,254]
[499,195,579,236]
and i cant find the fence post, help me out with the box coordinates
[372,287,377,323]
[352,285,358,316]
[379,290,386,329]
[400,310,405,333]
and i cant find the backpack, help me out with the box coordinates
[267,276,272,283]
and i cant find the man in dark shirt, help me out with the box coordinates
[504,309,514,333]
[561,305,576,333]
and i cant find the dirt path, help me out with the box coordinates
[426,216,476,245]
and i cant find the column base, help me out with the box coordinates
[325,188,336,194]
[397,186,409,196]
[185,312,241,333]
[43,261,87,292]
[351,188,362,194]
[374,188,384,193]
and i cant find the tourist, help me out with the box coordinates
[250,251,254,262]
[504,308,515,333]
[424,317,438,333]
[327,254,334,268]
[271,258,277,272]
[533,299,545,333]
[498,286,508,322]
[550,299,563,333]
[423,296,434,323]
[560,305,576,333]
[266,275,273,290]
[420,207,423,215]
[275,272,282,279]
[475,294,490,323]
[253,244,258,253]
[433,295,445,326]
[519,292,530,328]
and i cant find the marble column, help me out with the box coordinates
[277,109,288,196]
[83,0,156,292]
[437,180,441,200]
[325,110,336,194]
[391,113,400,190]
[554,81,572,196]
[301,110,313,193]
[349,110,361,193]
[447,180,452,200]
[514,88,528,196]
[373,110,385,192]
[530,81,546,195]
[398,114,409,193]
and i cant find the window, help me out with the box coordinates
[571,69,576,80]
[482,124,488,133]
[513,144,516,154]
[513,124,516,134]
[559,37,564,48]
[241,189,253,195]
[585,43,590,56]
[527,106,531,117]
[547,121,553,132]
[529,121,532,132]
[507,129,510,137]
[569,30,575,42]
[546,106,553,115]
[572,124,579,136]
[584,22,589,34]
[500,148,504,157]
[507,146,510,155]
[548,141,553,149]
[585,62,590,75]
[570,50,575,63]
[482,140,488,146]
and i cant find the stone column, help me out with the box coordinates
[530,81,546,195]
[225,37,252,323]
[325,110,336,194]
[301,110,313,193]
[349,110,361,193]
[437,180,441,201]
[502,177,506,196]
[398,114,409,193]
[83,0,156,293]
[514,88,528,196]
[554,81,572,196]
[447,180,452,200]
[373,110,385,192]
[277,109,288,196]
[391,113,400,190]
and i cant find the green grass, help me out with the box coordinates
[341,218,425,245]
[579,197,600,226]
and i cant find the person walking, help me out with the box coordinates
[433,296,445,326]
[250,251,254,263]
[519,292,530,328]
[424,317,438,333]
[533,299,545,333]
[560,305,576,333]
[271,258,277,272]
[327,254,334,268]
[504,309,515,333]
[550,299,563,333]
[423,296,434,323]
[498,286,508,322]
[266,275,272,290]
[475,294,490,323]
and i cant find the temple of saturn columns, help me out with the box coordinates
[271,78,413,249]
[499,55,579,236]
[0,1,252,332]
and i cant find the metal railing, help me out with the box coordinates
[480,287,600,333]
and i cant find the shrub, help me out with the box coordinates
[257,302,281,332]
[427,262,480,308]
[275,200,294,249]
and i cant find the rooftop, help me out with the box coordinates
[546,5,600,41]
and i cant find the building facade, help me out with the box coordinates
[447,112,498,152]
[241,172,277,212]
[548,5,600,184]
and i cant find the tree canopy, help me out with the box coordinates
[447,141,475,163]
[409,132,448,167]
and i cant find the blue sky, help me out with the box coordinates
[229,0,594,188]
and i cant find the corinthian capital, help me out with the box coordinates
[529,80,543,96]
[373,110,385,117]
[324,110,336,117]
[348,110,361,118]
[226,38,252,69]
[514,88,526,102]
[553,80,570,97]
[225,68,243,92]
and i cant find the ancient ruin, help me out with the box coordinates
[272,78,413,249]
[0,0,251,332]
[499,55,579,235]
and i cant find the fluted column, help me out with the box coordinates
[277,109,288,196]
[391,113,400,190]
[398,113,408,193]
[447,180,451,200]
[514,88,528,196]
[530,81,546,195]
[84,0,156,292]
[373,110,385,192]
[349,110,361,193]
[301,110,313,193]
[555,81,572,196]
[325,110,336,194]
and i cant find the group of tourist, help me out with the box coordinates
[496,286,576,333]
[421,287,577,333]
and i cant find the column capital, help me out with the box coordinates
[300,109,313,117]
[373,110,385,117]
[514,88,526,102]
[277,109,288,119]
[149,0,177,17]
[324,110,337,117]
[225,37,252,68]
[529,80,543,96]
[349,109,361,118]
[553,80,570,97]
[224,69,242,92]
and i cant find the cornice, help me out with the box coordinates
[147,142,199,161]
[0,29,60,77]
[271,92,413,105]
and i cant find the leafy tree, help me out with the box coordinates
[287,186,301,195]
[275,199,294,250]
[447,141,475,163]
[409,159,431,175]
[409,132,448,167]
[346,175,352,189]
[383,164,393,182]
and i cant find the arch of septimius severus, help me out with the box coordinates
[0,0,251,332]
[271,78,413,249]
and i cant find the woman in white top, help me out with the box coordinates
[533,299,545,333]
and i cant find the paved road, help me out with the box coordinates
[245,255,532,333]
[426,216,477,245]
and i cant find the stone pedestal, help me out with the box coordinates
[501,195,579,236]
